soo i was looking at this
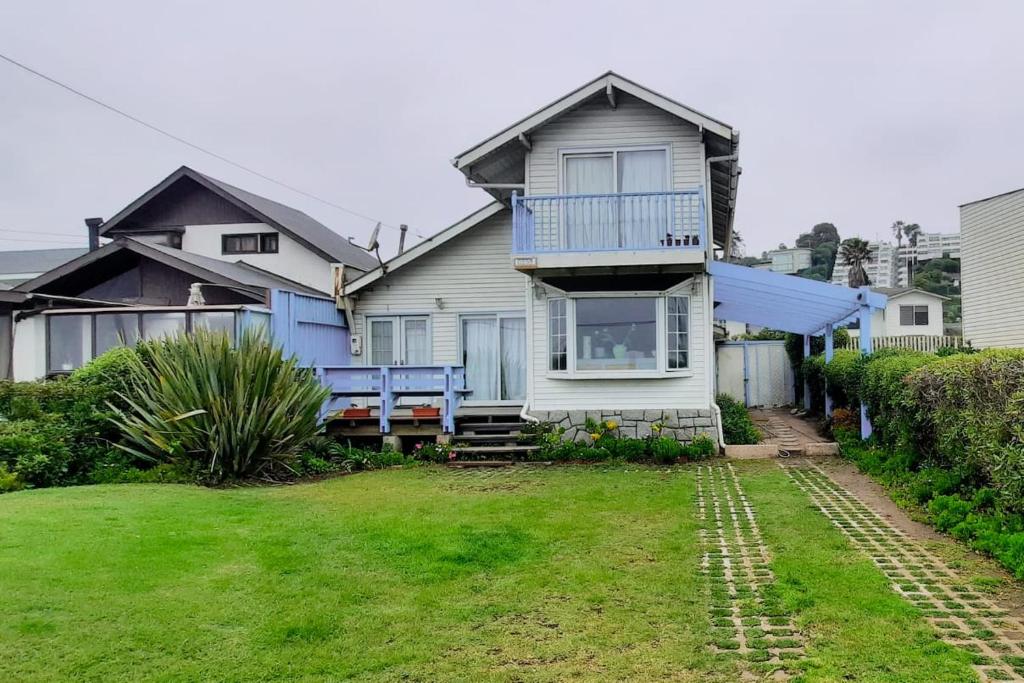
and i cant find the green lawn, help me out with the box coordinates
[0,463,990,681]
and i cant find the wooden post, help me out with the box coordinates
[858,288,873,439]
[803,334,811,411]
[824,323,834,418]
[379,366,391,434]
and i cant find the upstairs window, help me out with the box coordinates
[899,304,929,326]
[223,232,279,255]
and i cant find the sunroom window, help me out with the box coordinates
[575,297,657,371]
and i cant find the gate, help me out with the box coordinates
[716,340,794,408]
[269,289,349,367]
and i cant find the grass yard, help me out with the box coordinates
[0,462,996,682]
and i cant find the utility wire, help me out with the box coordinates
[0,52,426,240]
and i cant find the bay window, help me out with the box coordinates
[548,294,690,376]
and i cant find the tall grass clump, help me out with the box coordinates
[111,329,329,484]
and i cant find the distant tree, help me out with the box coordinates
[839,238,872,288]
[795,222,840,250]
[903,222,922,247]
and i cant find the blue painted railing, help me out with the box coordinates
[315,365,469,434]
[511,189,705,254]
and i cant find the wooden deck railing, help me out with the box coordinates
[315,365,469,433]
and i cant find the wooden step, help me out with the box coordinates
[456,433,526,443]
[458,421,526,433]
[446,460,514,468]
[450,445,540,455]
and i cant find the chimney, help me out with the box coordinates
[84,217,103,252]
[398,224,408,255]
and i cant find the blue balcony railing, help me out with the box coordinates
[511,189,705,255]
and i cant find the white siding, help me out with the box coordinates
[875,292,945,337]
[526,93,704,196]
[181,222,334,293]
[960,190,1024,348]
[351,210,529,366]
[529,275,711,411]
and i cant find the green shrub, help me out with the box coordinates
[716,394,760,445]
[110,330,329,484]
[824,349,865,407]
[596,435,648,462]
[0,419,73,488]
[649,436,683,464]
[686,434,717,460]
[801,355,827,413]
[860,350,938,447]
[0,463,24,492]
[412,441,455,463]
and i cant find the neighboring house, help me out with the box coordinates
[764,247,812,274]
[830,233,961,288]
[0,248,88,289]
[960,187,1024,348]
[860,287,947,338]
[0,166,375,380]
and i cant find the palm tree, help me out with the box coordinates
[901,222,922,285]
[891,220,906,249]
[839,237,872,288]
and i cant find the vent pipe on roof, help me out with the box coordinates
[84,217,103,252]
[398,224,408,255]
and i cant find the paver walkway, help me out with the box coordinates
[783,459,1024,682]
[697,463,805,677]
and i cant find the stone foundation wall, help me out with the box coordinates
[531,409,719,446]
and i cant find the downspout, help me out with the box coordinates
[520,274,539,424]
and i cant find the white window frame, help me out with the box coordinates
[457,311,527,405]
[546,292,691,380]
[365,314,432,366]
[898,304,930,327]
[558,144,672,196]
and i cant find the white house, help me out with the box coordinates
[2,166,378,381]
[765,247,812,274]
[960,188,1024,348]
[861,287,947,338]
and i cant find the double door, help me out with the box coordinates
[368,316,430,366]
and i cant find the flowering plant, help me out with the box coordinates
[412,441,457,463]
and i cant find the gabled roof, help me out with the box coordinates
[16,238,327,299]
[345,203,505,294]
[450,71,740,249]
[452,71,735,169]
[0,248,88,277]
[959,186,1024,208]
[97,166,379,270]
[873,286,949,302]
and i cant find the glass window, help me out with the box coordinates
[95,313,141,356]
[223,234,260,254]
[575,297,657,371]
[899,305,929,326]
[48,315,91,373]
[667,296,689,370]
[369,319,395,365]
[259,233,279,253]
[548,299,567,371]
[142,312,187,340]
[192,311,236,341]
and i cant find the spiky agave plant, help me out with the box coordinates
[110,328,329,483]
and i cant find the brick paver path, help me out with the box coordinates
[783,460,1024,682]
[697,463,805,677]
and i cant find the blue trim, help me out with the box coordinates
[803,334,811,411]
[824,323,834,418]
[859,295,873,439]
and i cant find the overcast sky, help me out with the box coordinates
[2,1,1022,258]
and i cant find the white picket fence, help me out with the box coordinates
[838,335,966,353]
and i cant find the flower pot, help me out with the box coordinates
[612,344,627,359]
[342,407,372,418]
[412,406,441,418]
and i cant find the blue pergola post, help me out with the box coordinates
[802,334,811,411]
[824,322,834,418]
[858,288,873,439]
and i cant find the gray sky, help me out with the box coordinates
[2,0,1023,258]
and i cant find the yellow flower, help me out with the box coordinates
[652,423,662,432]
[590,432,602,441]
[605,420,617,430]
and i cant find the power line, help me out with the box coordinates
[0,52,426,240]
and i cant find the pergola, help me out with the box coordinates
[709,260,888,438]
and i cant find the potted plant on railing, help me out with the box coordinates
[342,404,372,418]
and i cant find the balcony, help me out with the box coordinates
[511,189,706,273]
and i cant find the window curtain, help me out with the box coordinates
[499,317,526,401]
[462,317,499,402]
[403,319,430,364]
[565,155,614,250]
[618,150,668,247]
[370,319,394,365]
